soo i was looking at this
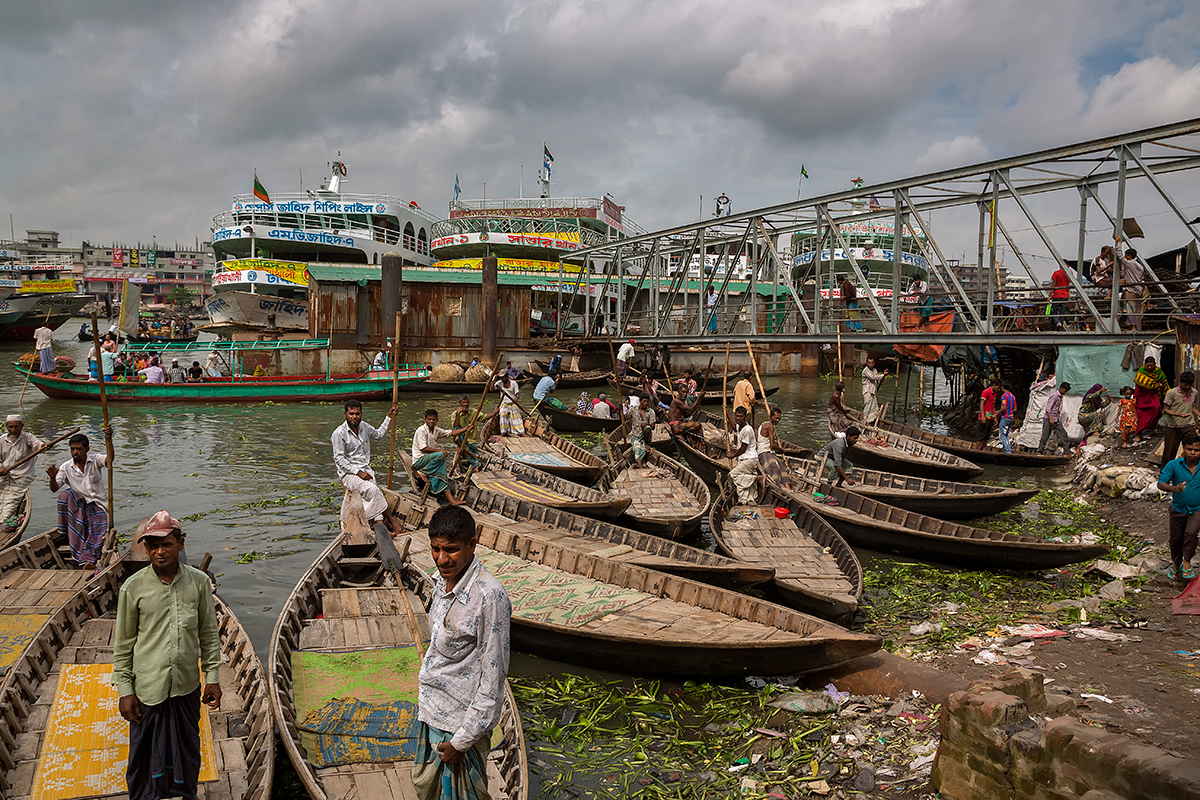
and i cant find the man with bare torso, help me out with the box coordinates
[666,391,706,434]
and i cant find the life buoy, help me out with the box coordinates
[338,163,347,176]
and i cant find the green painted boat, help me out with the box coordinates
[18,366,429,403]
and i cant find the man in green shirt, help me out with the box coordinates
[114,510,222,800]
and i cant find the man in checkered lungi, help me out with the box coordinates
[47,432,111,568]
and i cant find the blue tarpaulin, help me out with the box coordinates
[1055,344,1161,395]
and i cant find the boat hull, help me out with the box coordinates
[541,404,622,433]
[20,366,426,402]
[0,295,92,341]
[206,291,309,331]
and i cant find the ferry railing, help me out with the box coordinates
[225,192,441,224]
[430,216,609,247]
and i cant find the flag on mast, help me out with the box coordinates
[543,144,554,178]
[454,174,461,202]
[800,164,809,180]
[118,278,141,339]
[253,171,270,204]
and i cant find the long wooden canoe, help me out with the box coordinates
[0,488,31,550]
[764,462,1112,570]
[695,410,815,459]
[0,555,276,799]
[396,500,881,676]
[530,362,612,388]
[709,477,863,623]
[390,481,772,589]
[538,403,622,433]
[402,376,532,394]
[849,410,1073,467]
[482,416,608,484]
[468,452,632,520]
[268,497,528,800]
[673,430,739,485]
[832,414,984,481]
[593,444,711,540]
[784,457,1038,520]
[626,382,780,408]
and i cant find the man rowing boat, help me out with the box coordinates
[331,399,402,535]
[666,391,705,434]
[411,409,466,506]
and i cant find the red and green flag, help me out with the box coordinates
[253,171,271,204]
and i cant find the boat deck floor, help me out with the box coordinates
[471,470,604,504]
[473,513,691,572]
[724,506,855,599]
[9,617,255,800]
[611,467,701,522]
[487,436,585,469]
[613,423,672,446]
[0,568,91,614]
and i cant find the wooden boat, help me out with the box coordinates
[390,476,772,589]
[783,457,1038,520]
[538,402,622,433]
[469,452,632,520]
[763,464,1112,570]
[672,430,739,485]
[709,477,862,623]
[481,416,608,484]
[626,381,780,408]
[402,376,532,394]
[391,494,881,676]
[0,489,31,550]
[695,410,815,459]
[530,362,612,388]
[594,443,711,540]
[0,553,276,799]
[19,365,429,403]
[129,332,200,343]
[850,410,1073,467]
[268,497,528,800]
[832,414,984,481]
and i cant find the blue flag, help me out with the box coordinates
[544,144,554,178]
[454,174,460,202]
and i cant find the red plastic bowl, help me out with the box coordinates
[773,507,789,519]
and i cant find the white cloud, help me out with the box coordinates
[913,136,991,173]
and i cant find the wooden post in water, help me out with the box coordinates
[386,312,403,489]
[722,342,732,452]
[481,255,499,366]
[90,311,117,568]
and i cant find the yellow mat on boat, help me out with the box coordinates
[31,663,217,800]
[0,613,49,676]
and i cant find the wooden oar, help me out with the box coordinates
[745,340,771,422]
[722,342,732,458]
[604,331,627,433]
[18,306,55,406]
[374,528,426,660]
[386,313,403,489]
[2,427,80,473]
[90,311,117,569]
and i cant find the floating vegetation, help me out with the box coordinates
[233,550,269,564]
[511,674,940,798]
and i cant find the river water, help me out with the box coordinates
[2,321,1068,797]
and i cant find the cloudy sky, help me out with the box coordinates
[2,0,1199,265]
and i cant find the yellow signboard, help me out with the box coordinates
[21,279,77,294]
[432,258,582,275]
[221,259,310,286]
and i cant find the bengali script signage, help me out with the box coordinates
[112,248,124,267]
[130,249,139,267]
[232,200,388,214]
[211,225,357,248]
[819,286,918,304]
[432,258,582,275]
[792,248,929,271]
[212,269,307,289]
[147,250,157,267]
[219,259,310,286]
[429,231,584,252]
[171,257,203,266]
[449,206,598,221]
[21,279,77,294]
[0,262,70,272]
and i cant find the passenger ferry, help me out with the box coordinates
[206,155,437,332]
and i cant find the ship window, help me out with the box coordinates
[417,228,428,256]
[403,222,416,253]
[373,253,378,265]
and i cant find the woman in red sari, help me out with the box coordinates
[1134,356,1169,435]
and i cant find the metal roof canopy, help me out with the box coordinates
[122,338,331,352]
[557,117,1200,340]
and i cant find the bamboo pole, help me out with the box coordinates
[449,352,505,476]
[745,340,770,423]
[90,311,116,568]
[19,307,55,405]
[836,324,843,380]
[605,331,627,432]
[386,313,403,489]
[4,427,80,473]
[722,342,732,455]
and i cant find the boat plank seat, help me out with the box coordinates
[474,512,697,570]
[610,467,699,522]
[472,470,574,503]
[723,506,854,589]
[299,587,430,653]
[488,436,585,468]
[11,616,256,800]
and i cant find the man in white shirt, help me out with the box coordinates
[861,356,887,422]
[413,505,511,798]
[0,414,44,531]
[727,406,760,503]
[1120,249,1146,332]
[706,285,719,332]
[616,339,636,380]
[411,409,466,505]
[331,399,401,535]
[138,357,166,384]
[34,325,55,374]
[47,432,111,567]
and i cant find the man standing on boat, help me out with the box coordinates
[733,376,756,425]
[114,511,222,800]
[861,357,887,422]
[616,339,636,380]
[0,415,44,534]
[331,399,402,536]
[47,432,111,568]
[816,426,860,487]
[413,505,511,800]
[411,409,466,506]
[727,406,760,504]
[34,324,55,374]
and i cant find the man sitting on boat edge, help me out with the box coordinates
[331,399,402,536]
[411,409,466,507]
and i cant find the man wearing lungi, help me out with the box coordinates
[413,505,511,800]
[34,325,55,374]
[47,432,111,567]
[114,511,222,800]
[331,399,402,535]
[0,415,44,533]
[411,409,466,506]
[727,406,760,504]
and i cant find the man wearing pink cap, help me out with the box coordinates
[113,511,221,800]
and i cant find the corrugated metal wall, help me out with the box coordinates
[1175,315,1200,377]
[309,279,529,349]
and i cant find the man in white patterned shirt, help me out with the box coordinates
[413,505,512,800]
[330,398,401,535]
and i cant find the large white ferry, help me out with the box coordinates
[206,155,437,331]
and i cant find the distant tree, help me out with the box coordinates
[166,286,194,305]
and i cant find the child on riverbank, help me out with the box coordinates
[1118,386,1138,447]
